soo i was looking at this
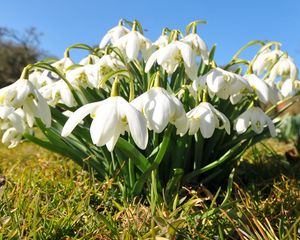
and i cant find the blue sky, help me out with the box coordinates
[1,0,300,69]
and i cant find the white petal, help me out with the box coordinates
[206,70,225,93]
[199,111,215,138]
[157,43,178,65]
[0,106,14,119]
[126,32,140,60]
[250,107,266,134]
[35,89,51,127]
[7,113,24,133]
[267,117,276,137]
[235,110,251,134]
[144,90,171,133]
[90,99,118,146]
[105,133,120,152]
[61,102,99,137]
[122,100,148,149]
[185,62,198,80]
[99,33,112,49]
[145,51,159,72]
[176,41,195,67]
[14,80,31,105]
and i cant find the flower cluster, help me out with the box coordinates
[0,19,299,154]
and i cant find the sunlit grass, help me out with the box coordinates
[0,140,299,239]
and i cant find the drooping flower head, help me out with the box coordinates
[145,32,197,80]
[244,74,279,104]
[0,106,26,148]
[280,78,300,97]
[187,102,230,138]
[0,67,51,128]
[62,79,148,152]
[114,21,153,61]
[192,67,251,100]
[131,84,188,135]
[234,106,276,137]
[99,20,130,49]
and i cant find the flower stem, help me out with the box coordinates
[20,65,32,79]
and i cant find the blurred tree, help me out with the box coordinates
[0,27,44,87]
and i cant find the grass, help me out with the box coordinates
[0,139,299,239]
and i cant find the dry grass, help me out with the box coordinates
[0,139,299,239]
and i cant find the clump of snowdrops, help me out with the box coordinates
[0,19,299,198]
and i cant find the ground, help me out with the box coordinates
[0,138,299,239]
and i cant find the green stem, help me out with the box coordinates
[231,40,265,61]
[20,65,32,79]
[151,170,158,214]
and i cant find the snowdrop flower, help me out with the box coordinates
[235,106,276,137]
[84,54,125,88]
[0,106,26,148]
[153,34,169,48]
[0,106,24,133]
[115,30,152,61]
[268,55,298,82]
[181,33,209,64]
[244,74,279,104]
[131,87,188,134]
[66,65,97,89]
[192,67,251,100]
[0,76,51,127]
[96,54,125,81]
[53,56,74,71]
[2,128,23,148]
[37,57,74,88]
[99,23,130,49]
[39,80,77,107]
[145,40,196,79]
[28,70,43,88]
[253,49,283,75]
[280,78,300,97]
[79,54,100,65]
[187,102,230,138]
[61,96,148,152]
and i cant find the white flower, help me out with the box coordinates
[0,106,24,133]
[2,128,23,148]
[244,74,279,104]
[234,106,276,137]
[39,80,77,107]
[0,106,26,148]
[187,102,230,138]
[192,67,251,100]
[253,49,283,75]
[181,33,209,64]
[38,57,74,88]
[153,35,169,48]
[268,55,298,81]
[79,54,101,65]
[115,31,152,61]
[28,70,43,88]
[0,79,51,127]
[145,41,197,79]
[131,87,188,134]
[61,96,148,152]
[74,54,125,89]
[280,78,300,97]
[53,57,74,71]
[99,25,130,49]
[95,54,125,87]
[66,65,97,89]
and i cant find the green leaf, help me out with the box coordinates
[115,137,150,172]
[132,126,172,195]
